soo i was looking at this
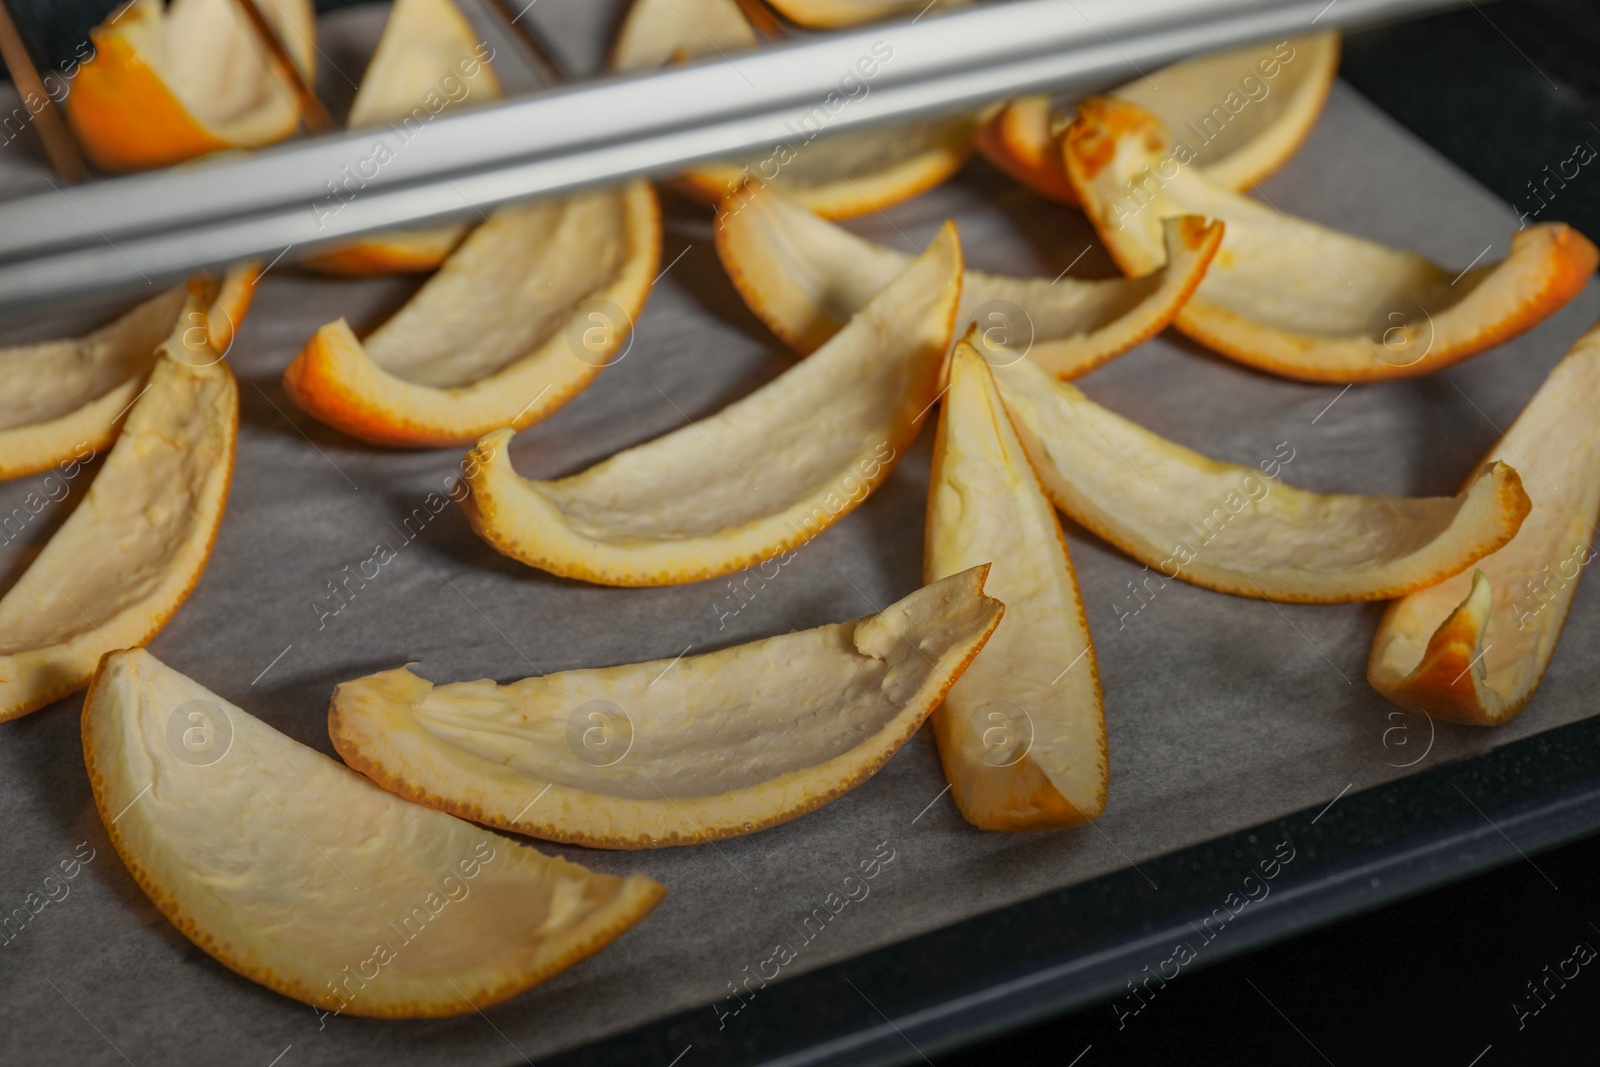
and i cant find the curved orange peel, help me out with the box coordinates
[83,648,665,1017]
[0,305,237,721]
[994,356,1532,603]
[979,34,1339,205]
[329,566,1002,848]
[462,222,962,586]
[926,342,1105,830]
[285,180,660,447]
[762,0,963,28]
[1063,96,1598,382]
[716,183,1221,375]
[66,0,315,172]
[301,0,503,275]
[1369,322,1600,725]
[0,264,255,483]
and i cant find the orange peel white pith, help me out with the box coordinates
[328,566,1003,848]
[65,0,316,172]
[462,222,962,587]
[995,356,1533,603]
[83,648,665,1017]
[1369,321,1600,725]
[979,34,1340,205]
[0,305,237,721]
[285,181,660,447]
[926,342,1105,830]
[716,183,1221,375]
[1064,96,1599,382]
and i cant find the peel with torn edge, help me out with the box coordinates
[994,356,1531,603]
[66,0,316,172]
[329,566,1003,848]
[462,221,961,586]
[1369,322,1600,725]
[0,264,257,483]
[84,649,664,1017]
[0,302,236,721]
[301,0,502,275]
[284,180,660,447]
[613,0,976,219]
[717,183,1221,375]
[1064,96,1598,382]
[926,342,1105,830]
[978,34,1339,206]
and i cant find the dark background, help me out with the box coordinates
[3,1,1600,1063]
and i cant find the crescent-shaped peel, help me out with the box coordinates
[1369,321,1600,725]
[65,0,316,171]
[716,182,1221,375]
[1064,96,1598,382]
[0,302,237,721]
[328,566,1003,848]
[83,649,665,1017]
[461,221,961,586]
[926,342,1105,830]
[977,34,1339,205]
[994,356,1532,603]
[0,265,257,482]
[284,180,660,447]
[301,0,503,275]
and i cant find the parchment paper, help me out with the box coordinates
[3,5,1599,1065]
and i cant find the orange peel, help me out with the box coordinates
[83,648,665,1017]
[1063,95,1598,382]
[926,342,1105,830]
[979,34,1339,205]
[301,0,503,275]
[994,356,1532,603]
[284,180,660,447]
[0,303,237,721]
[762,0,964,27]
[716,182,1221,375]
[462,221,962,586]
[611,0,759,72]
[66,0,316,172]
[328,566,1003,848]
[0,265,255,483]
[1369,322,1600,725]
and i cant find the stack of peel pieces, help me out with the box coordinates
[84,649,665,1017]
[994,356,1533,603]
[328,567,1003,847]
[716,182,1221,377]
[1064,96,1598,382]
[0,296,238,721]
[462,222,961,585]
[927,340,1106,829]
[66,0,316,171]
[285,181,660,446]
[979,34,1341,206]
[1369,320,1600,725]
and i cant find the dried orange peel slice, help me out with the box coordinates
[329,566,1003,848]
[66,0,316,172]
[613,0,974,219]
[0,305,237,721]
[1369,323,1600,725]
[926,342,1105,830]
[762,0,964,27]
[302,0,502,275]
[84,649,664,1017]
[462,222,961,586]
[0,265,255,483]
[1064,96,1598,382]
[285,180,660,447]
[995,356,1532,603]
[716,183,1220,375]
[979,34,1339,205]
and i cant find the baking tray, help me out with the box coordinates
[3,3,1599,1065]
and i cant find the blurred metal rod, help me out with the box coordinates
[0,0,1464,313]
